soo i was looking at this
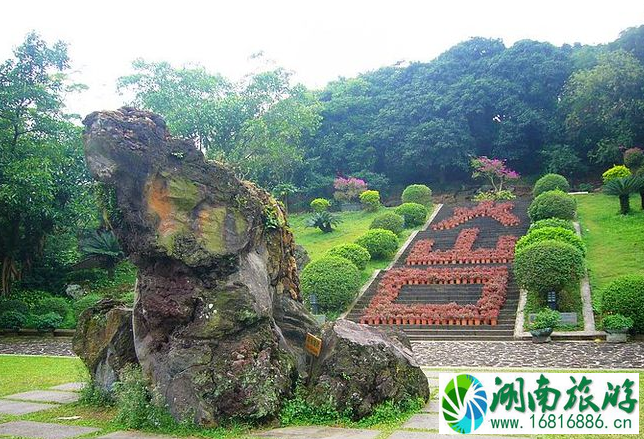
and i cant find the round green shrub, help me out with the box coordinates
[32,312,64,332]
[0,311,27,331]
[602,275,644,333]
[310,198,331,212]
[602,165,631,184]
[533,174,570,197]
[530,309,561,331]
[33,297,70,318]
[355,229,399,259]
[514,240,585,294]
[359,190,381,212]
[528,190,577,221]
[327,243,371,270]
[401,184,432,207]
[602,314,634,332]
[370,212,405,235]
[394,203,428,227]
[515,227,586,256]
[529,218,575,232]
[300,256,361,313]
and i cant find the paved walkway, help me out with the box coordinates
[413,340,644,368]
[0,336,74,357]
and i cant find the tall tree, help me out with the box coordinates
[119,61,321,189]
[561,50,644,167]
[0,32,91,294]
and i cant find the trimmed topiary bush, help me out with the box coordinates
[327,243,371,270]
[602,275,644,333]
[602,165,631,184]
[310,198,331,212]
[370,212,405,236]
[528,190,577,221]
[359,190,381,212]
[529,218,575,232]
[515,227,586,256]
[355,229,399,259]
[533,174,570,197]
[401,184,432,207]
[394,203,428,227]
[514,240,585,294]
[0,311,27,331]
[300,256,361,313]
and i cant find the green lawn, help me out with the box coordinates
[0,355,87,397]
[576,193,644,311]
[289,207,424,285]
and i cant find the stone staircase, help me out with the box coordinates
[346,200,530,341]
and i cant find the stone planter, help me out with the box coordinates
[530,328,553,343]
[605,329,629,343]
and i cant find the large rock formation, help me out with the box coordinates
[73,299,138,391]
[308,320,430,418]
[83,108,318,424]
[81,107,428,425]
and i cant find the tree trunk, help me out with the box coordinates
[640,190,644,210]
[619,195,631,215]
[1,256,17,296]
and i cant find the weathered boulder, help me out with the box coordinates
[308,319,429,419]
[294,244,310,273]
[73,299,138,392]
[82,108,319,425]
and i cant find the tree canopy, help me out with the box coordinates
[0,32,93,294]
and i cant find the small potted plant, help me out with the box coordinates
[602,314,633,343]
[530,308,561,343]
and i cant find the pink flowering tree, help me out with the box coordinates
[333,177,368,202]
[471,156,520,195]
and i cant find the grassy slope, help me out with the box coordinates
[576,193,644,311]
[288,207,420,284]
[0,355,87,397]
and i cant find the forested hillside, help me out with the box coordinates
[118,25,644,198]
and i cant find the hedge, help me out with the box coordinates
[300,256,361,313]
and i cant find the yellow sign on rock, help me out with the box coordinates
[304,333,322,357]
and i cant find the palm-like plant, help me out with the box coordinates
[305,211,342,233]
[79,230,123,277]
[602,176,643,215]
